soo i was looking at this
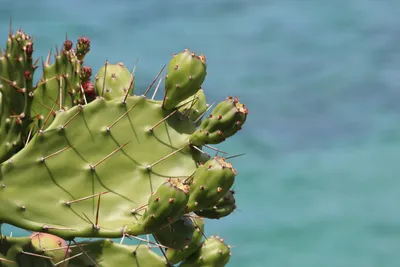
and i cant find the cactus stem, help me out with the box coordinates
[60,106,83,129]
[149,109,177,132]
[72,240,98,267]
[143,64,166,97]
[107,104,138,132]
[89,141,130,170]
[65,191,109,206]
[40,145,71,162]
[151,77,162,100]
[101,59,108,97]
[194,101,215,124]
[147,144,190,170]
[0,257,15,264]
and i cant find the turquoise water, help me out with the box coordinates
[2,0,400,266]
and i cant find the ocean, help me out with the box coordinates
[1,0,400,266]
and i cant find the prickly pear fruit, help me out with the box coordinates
[163,49,207,110]
[189,96,248,146]
[94,62,133,100]
[76,36,90,62]
[29,232,70,267]
[154,216,195,250]
[166,216,205,264]
[136,182,189,233]
[179,236,231,267]
[178,88,208,126]
[186,157,236,212]
[195,190,236,219]
[80,66,92,83]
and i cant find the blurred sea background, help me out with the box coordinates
[1,0,400,266]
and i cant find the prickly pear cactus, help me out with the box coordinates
[0,26,248,267]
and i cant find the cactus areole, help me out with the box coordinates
[0,27,248,267]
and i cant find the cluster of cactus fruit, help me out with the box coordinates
[0,25,248,267]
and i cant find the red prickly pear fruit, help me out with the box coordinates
[29,232,70,267]
[63,40,73,51]
[80,66,92,82]
[82,81,95,96]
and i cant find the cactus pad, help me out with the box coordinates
[94,62,133,100]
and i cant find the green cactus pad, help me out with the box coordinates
[194,190,236,219]
[0,30,35,162]
[178,88,208,126]
[190,96,248,146]
[163,49,207,110]
[68,239,166,267]
[187,157,236,212]
[0,95,198,239]
[166,216,205,264]
[0,235,166,267]
[95,62,133,100]
[136,182,189,234]
[153,216,194,250]
[179,236,231,267]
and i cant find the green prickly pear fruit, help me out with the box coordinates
[178,88,208,126]
[179,236,231,267]
[194,190,236,219]
[94,62,132,100]
[166,216,205,264]
[29,232,70,267]
[75,36,90,62]
[186,157,236,212]
[189,96,248,146]
[154,216,195,250]
[136,182,189,233]
[163,49,207,110]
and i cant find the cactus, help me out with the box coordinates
[0,26,247,267]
